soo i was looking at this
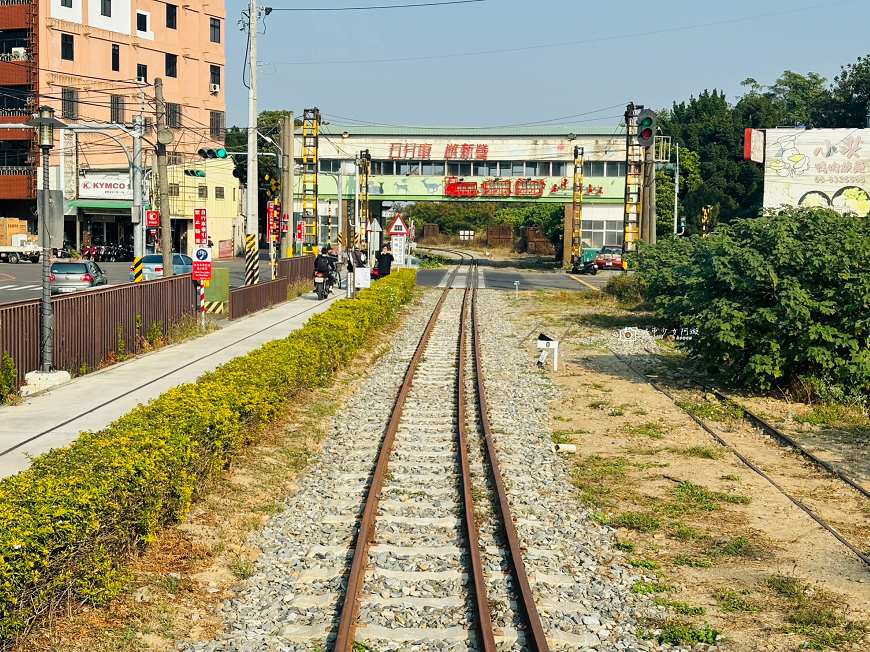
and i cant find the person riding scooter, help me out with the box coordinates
[314,247,338,294]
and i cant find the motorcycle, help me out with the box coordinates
[313,271,333,300]
[574,259,599,275]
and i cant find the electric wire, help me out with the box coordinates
[267,0,484,10]
[270,0,858,65]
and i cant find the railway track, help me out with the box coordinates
[331,255,549,651]
[611,349,870,568]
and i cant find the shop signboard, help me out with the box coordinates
[78,173,132,200]
[763,128,870,216]
[146,210,159,227]
[192,245,212,281]
[194,209,208,245]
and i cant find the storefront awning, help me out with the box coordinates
[68,200,134,209]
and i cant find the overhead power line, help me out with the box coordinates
[268,0,484,10]
[270,0,857,66]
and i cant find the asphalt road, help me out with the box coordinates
[0,257,255,304]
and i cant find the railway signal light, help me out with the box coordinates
[184,169,205,177]
[198,147,228,159]
[636,109,657,148]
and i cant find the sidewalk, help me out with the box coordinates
[0,291,341,479]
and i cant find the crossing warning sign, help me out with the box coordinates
[387,214,409,236]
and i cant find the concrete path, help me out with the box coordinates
[0,291,342,479]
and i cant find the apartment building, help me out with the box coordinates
[0,0,231,255]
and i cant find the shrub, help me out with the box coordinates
[0,352,15,403]
[0,270,416,639]
[602,272,647,307]
[635,207,870,402]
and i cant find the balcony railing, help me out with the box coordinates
[0,0,31,5]
[0,166,32,175]
[0,108,29,116]
[0,52,29,62]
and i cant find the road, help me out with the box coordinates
[0,257,257,304]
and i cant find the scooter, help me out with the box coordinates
[574,259,599,275]
[313,271,333,300]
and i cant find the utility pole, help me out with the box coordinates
[244,0,260,285]
[673,143,680,235]
[279,111,294,258]
[647,144,657,244]
[154,78,174,275]
[131,113,144,264]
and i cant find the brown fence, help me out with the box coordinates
[0,275,197,389]
[228,255,314,321]
[487,225,513,246]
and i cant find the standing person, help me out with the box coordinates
[376,244,394,278]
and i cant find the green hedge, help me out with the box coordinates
[0,270,417,640]
[635,207,870,402]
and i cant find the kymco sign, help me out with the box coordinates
[78,176,133,200]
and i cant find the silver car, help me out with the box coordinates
[128,254,193,281]
[50,261,108,295]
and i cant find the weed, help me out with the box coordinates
[622,421,668,439]
[227,554,256,580]
[611,512,661,533]
[766,575,805,601]
[715,588,760,612]
[570,456,628,506]
[146,320,164,346]
[609,407,626,416]
[588,400,610,409]
[553,415,566,421]
[721,474,741,482]
[592,382,613,393]
[632,580,675,595]
[666,446,723,460]
[667,522,708,541]
[673,556,713,568]
[590,512,610,525]
[252,502,285,515]
[614,542,636,553]
[659,481,751,516]
[634,408,649,415]
[676,397,744,422]
[655,621,720,645]
[654,598,707,616]
[629,559,660,570]
[706,537,758,558]
[788,605,840,628]
[116,324,128,361]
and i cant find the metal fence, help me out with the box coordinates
[228,256,314,321]
[0,275,197,390]
[277,255,315,283]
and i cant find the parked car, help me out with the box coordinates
[50,261,108,295]
[595,245,624,270]
[129,254,194,281]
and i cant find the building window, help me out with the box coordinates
[144,116,153,133]
[168,183,179,196]
[210,65,220,87]
[605,161,626,177]
[0,86,28,111]
[215,186,225,199]
[166,3,177,29]
[110,95,124,123]
[136,12,148,32]
[111,44,119,71]
[165,53,177,78]
[60,34,74,61]
[166,102,182,128]
[551,162,566,177]
[60,0,72,7]
[209,110,225,139]
[101,0,111,17]
[61,87,78,119]
[198,185,207,199]
[209,17,220,43]
[136,63,147,83]
[167,152,183,165]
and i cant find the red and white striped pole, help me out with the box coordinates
[199,282,205,327]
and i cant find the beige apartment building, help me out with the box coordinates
[0,0,237,257]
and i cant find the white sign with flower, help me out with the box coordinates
[763,128,870,217]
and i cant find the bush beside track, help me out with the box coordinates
[635,207,870,404]
[0,270,417,641]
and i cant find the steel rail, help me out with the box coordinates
[611,350,870,569]
[333,253,470,651]
[457,261,498,652]
[471,267,551,651]
[673,370,870,502]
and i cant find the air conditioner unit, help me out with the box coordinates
[136,76,147,83]
[10,48,26,61]
[209,83,220,94]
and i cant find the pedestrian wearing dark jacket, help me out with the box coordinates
[376,245,394,277]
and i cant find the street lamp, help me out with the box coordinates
[25,106,65,372]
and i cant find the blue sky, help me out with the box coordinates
[224,0,870,128]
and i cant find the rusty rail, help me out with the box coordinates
[333,256,467,651]
[472,265,550,652]
[0,275,196,390]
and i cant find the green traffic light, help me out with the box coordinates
[216,148,227,158]
[640,117,653,128]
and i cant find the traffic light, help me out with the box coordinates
[198,148,228,159]
[184,169,205,177]
[233,166,244,179]
[636,108,657,148]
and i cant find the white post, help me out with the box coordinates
[245,0,259,281]
[673,143,680,235]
